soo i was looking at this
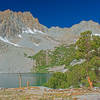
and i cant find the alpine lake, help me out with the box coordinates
[0,73,52,88]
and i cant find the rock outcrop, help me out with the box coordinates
[0,9,45,38]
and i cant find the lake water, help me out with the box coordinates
[0,73,52,88]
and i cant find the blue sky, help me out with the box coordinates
[0,0,100,28]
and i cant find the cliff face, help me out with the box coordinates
[0,10,58,73]
[0,9,45,38]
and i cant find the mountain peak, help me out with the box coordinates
[4,9,11,13]
[0,10,45,38]
[80,20,99,25]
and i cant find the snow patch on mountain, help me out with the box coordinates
[33,43,39,46]
[18,34,22,38]
[94,34,100,36]
[22,28,35,34]
[34,29,45,34]
[22,27,46,35]
[0,36,21,47]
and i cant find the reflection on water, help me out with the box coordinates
[0,73,52,88]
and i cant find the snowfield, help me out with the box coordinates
[0,36,21,47]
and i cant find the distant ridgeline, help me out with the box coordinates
[26,31,100,88]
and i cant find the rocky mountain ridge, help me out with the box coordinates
[0,9,46,37]
[0,9,100,73]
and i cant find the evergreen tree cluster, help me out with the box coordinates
[44,31,100,88]
[27,31,100,88]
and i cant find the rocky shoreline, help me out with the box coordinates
[0,86,100,100]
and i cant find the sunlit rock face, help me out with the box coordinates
[0,9,46,37]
